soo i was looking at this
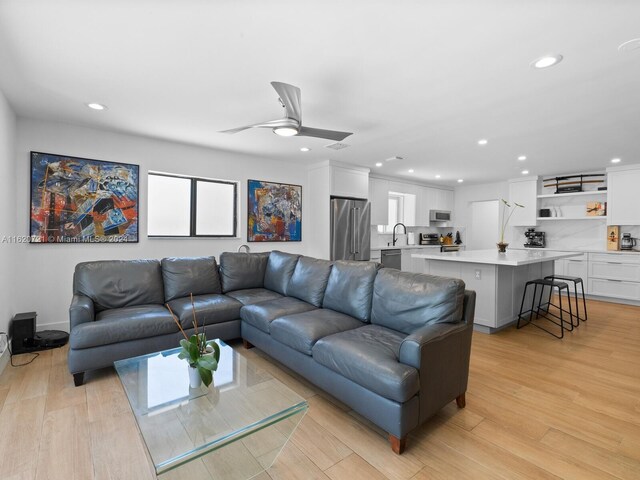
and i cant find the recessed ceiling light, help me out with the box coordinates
[300,147,310,152]
[435,174,441,179]
[457,179,464,183]
[611,158,621,164]
[408,169,414,173]
[375,162,383,167]
[477,139,488,145]
[618,38,640,52]
[86,103,106,110]
[522,170,529,175]
[531,54,563,69]
[518,155,527,161]
[273,127,298,137]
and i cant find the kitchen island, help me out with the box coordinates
[412,249,582,333]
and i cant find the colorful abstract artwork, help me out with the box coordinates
[248,179,301,242]
[30,152,139,243]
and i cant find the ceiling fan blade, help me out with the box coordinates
[271,82,302,123]
[297,126,353,141]
[219,118,292,134]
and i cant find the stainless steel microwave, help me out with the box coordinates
[429,210,451,222]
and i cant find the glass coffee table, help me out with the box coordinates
[114,340,308,479]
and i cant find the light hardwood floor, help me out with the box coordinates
[1,298,639,479]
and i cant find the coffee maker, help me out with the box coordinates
[620,233,637,250]
[524,228,546,248]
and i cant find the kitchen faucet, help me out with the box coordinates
[392,223,407,246]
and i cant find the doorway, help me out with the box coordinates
[469,200,500,250]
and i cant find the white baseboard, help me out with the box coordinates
[0,346,9,377]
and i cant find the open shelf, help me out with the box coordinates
[537,191,607,199]
[536,216,607,221]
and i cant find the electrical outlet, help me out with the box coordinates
[475,269,481,280]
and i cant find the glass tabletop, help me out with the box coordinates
[114,340,308,477]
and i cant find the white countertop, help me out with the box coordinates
[510,247,640,255]
[372,244,459,251]
[411,249,582,266]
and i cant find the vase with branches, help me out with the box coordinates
[498,199,524,252]
[167,294,220,388]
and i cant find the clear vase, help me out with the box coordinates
[188,365,202,388]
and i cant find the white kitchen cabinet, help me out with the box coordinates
[607,164,640,226]
[369,177,389,225]
[508,177,538,227]
[401,249,412,271]
[415,187,454,226]
[330,164,370,199]
[588,252,640,301]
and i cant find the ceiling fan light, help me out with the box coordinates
[273,127,298,137]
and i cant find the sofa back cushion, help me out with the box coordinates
[286,256,333,307]
[161,256,222,302]
[322,261,380,321]
[219,252,270,293]
[264,251,300,295]
[74,259,164,312]
[371,268,465,334]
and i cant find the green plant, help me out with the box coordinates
[500,199,524,243]
[167,294,220,387]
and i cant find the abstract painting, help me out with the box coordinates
[30,152,139,243]
[248,179,301,242]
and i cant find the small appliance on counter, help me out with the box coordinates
[524,228,546,248]
[419,233,440,245]
[620,233,637,251]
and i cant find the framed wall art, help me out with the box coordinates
[30,151,139,243]
[247,179,301,242]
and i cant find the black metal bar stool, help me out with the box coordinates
[517,278,574,339]
[544,275,587,325]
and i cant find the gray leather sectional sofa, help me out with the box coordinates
[68,251,475,453]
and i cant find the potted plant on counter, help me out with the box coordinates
[167,294,220,388]
[498,199,524,253]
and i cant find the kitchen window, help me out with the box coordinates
[378,192,414,233]
[148,172,237,237]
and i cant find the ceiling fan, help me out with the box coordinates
[220,82,353,142]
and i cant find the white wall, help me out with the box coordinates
[0,90,16,339]
[454,181,512,245]
[14,118,310,330]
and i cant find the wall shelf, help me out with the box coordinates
[536,216,607,221]
[537,191,607,199]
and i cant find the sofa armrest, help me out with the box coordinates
[398,290,476,422]
[69,294,95,330]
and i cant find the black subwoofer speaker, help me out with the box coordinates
[10,312,37,354]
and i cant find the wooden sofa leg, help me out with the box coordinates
[242,339,254,349]
[389,434,407,454]
[456,393,466,408]
[73,372,85,387]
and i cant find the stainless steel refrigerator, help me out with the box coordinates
[330,197,371,261]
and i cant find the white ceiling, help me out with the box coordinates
[1,0,639,185]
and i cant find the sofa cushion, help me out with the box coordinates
[166,294,242,329]
[74,260,164,311]
[264,251,300,295]
[312,325,420,403]
[322,261,379,322]
[286,256,333,307]
[219,252,270,293]
[371,269,465,335]
[226,288,283,306]
[161,256,222,302]
[240,297,317,334]
[70,305,178,349]
[271,308,363,356]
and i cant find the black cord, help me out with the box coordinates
[0,331,39,367]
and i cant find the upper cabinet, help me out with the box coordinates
[607,164,640,226]
[416,186,454,226]
[330,164,370,199]
[369,177,389,225]
[508,176,538,226]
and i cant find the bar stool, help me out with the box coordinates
[517,278,574,339]
[544,275,587,325]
